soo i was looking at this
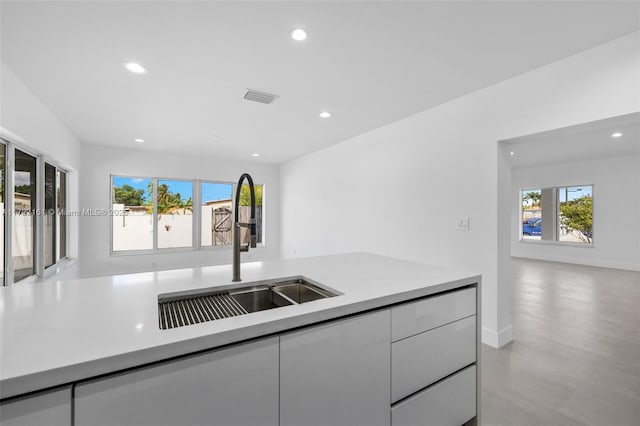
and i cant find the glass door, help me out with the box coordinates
[0,143,5,285]
[14,149,37,282]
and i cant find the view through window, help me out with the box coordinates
[44,163,56,267]
[0,142,69,285]
[521,189,542,240]
[521,185,593,244]
[14,150,37,281]
[0,144,4,285]
[157,179,193,249]
[558,185,593,243]
[201,182,233,247]
[114,177,263,252]
[239,183,263,245]
[58,170,67,260]
[112,177,153,251]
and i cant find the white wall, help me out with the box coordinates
[79,144,280,277]
[280,32,640,348]
[0,60,81,279]
[510,155,640,271]
[0,61,81,169]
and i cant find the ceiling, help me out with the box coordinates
[502,112,640,169]
[1,1,639,164]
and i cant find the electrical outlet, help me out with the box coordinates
[456,217,469,231]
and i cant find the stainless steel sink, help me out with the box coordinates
[231,286,293,313]
[158,276,339,329]
[272,279,336,303]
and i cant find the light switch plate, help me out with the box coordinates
[456,217,469,230]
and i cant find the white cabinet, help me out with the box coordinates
[391,287,476,341]
[390,287,478,424]
[391,315,476,402]
[392,365,476,426]
[75,337,279,426]
[7,284,478,426]
[280,310,391,426]
[0,387,71,426]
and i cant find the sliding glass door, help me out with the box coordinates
[14,149,37,282]
[0,143,5,286]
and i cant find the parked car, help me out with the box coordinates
[523,218,542,236]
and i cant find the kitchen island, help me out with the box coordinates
[0,253,480,426]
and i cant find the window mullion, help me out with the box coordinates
[153,178,158,251]
[5,144,15,286]
[34,156,45,277]
[193,180,201,250]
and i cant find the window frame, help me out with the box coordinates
[519,184,594,246]
[1,137,70,285]
[42,164,70,278]
[110,176,266,256]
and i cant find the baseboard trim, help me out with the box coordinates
[511,254,640,272]
[482,325,513,348]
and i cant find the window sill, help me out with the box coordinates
[43,258,79,279]
[109,244,267,257]
[519,239,594,248]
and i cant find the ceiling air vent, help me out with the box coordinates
[244,89,278,104]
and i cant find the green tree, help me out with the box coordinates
[522,191,541,208]
[559,195,593,243]
[114,184,145,206]
[146,182,192,214]
[239,184,262,206]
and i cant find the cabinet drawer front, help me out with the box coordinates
[391,315,475,403]
[392,287,475,342]
[392,365,476,426]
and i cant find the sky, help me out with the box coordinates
[523,186,593,204]
[558,185,592,202]
[113,177,232,203]
[201,182,232,203]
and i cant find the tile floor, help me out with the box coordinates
[481,258,640,426]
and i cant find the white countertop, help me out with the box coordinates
[0,253,479,400]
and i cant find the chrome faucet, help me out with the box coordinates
[232,173,257,282]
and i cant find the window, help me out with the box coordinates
[112,176,153,251]
[157,180,193,249]
[201,182,233,247]
[44,165,67,268]
[521,189,542,240]
[14,149,37,281]
[113,176,265,253]
[0,144,5,285]
[558,185,593,243]
[0,140,70,285]
[520,185,593,244]
[58,169,67,259]
[44,163,56,268]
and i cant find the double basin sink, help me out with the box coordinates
[158,277,339,330]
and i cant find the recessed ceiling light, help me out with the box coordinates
[319,111,332,118]
[252,153,260,157]
[124,62,148,74]
[611,132,623,138]
[290,28,308,41]
[509,151,515,156]
[134,138,145,143]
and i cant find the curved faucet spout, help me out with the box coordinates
[232,173,257,282]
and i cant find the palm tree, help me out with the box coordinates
[523,191,541,208]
